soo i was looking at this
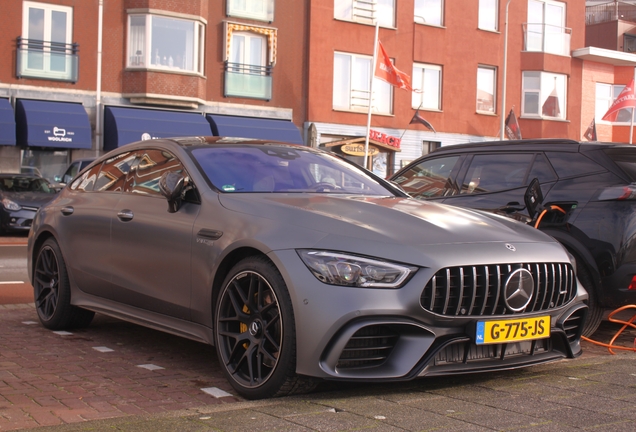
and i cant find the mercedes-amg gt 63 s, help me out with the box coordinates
[28,136,588,399]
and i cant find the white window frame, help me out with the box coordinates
[526,0,569,56]
[521,71,567,120]
[22,1,73,79]
[333,52,393,114]
[411,63,442,111]
[476,66,497,113]
[596,82,636,124]
[414,0,444,26]
[227,0,274,22]
[230,31,267,71]
[478,0,498,31]
[126,13,205,75]
[335,0,396,28]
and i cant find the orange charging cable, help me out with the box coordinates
[581,305,636,354]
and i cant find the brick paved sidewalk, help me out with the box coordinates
[0,306,240,431]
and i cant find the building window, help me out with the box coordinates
[127,14,205,74]
[525,0,570,56]
[478,0,498,31]
[624,34,636,53]
[333,52,393,114]
[477,66,496,113]
[412,63,442,111]
[227,0,274,22]
[522,71,566,119]
[414,0,443,26]
[596,83,636,123]
[18,1,77,82]
[334,0,395,28]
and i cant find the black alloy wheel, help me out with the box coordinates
[33,238,94,329]
[215,256,310,399]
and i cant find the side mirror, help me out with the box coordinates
[159,171,185,213]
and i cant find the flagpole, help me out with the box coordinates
[631,67,635,144]
[364,21,380,170]
[500,0,513,140]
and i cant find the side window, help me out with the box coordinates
[70,163,102,192]
[94,152,136,192]
[62,161,79,184]
[460,153,534,194]
[545,152,606,178]
[527,153,557,183]
[125,149,186,196]
[392,155,462,198]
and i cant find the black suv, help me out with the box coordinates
[391,139,636,336]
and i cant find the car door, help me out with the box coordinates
[444,152,557,216]
[57,151,136,299]
[109,148,200,320]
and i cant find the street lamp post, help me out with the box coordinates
[500,0,513,140]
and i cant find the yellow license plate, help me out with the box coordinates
[476,316,550,345]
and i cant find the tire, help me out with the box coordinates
[573,254,602,337]
[214,256,315,399]
[33,238,94,330]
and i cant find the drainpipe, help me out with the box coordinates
[95,0,103,155]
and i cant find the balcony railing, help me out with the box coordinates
[523,23,571,57]
[586,1,636,25]
[16,37,79,83]
[224,62,272,100]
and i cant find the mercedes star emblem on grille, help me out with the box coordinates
[504,268,534,312]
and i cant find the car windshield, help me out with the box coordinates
[190,145,393,195]
[0,176,56,193]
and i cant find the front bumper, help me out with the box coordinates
[270,249,588,381]
[0,208,37,232]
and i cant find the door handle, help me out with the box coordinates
[60,206,74,216]
[117,209,134,221]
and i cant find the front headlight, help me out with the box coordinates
[297,250,417,288]
[2,198,21,211]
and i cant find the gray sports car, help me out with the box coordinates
[28,136,588,399]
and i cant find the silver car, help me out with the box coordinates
[28,137,588,399]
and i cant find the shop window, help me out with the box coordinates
[411,63,441,111]
[477,66,496,113]
[227,0,274,22]
[522,71,566,120]
[414,0,443,26]
[333,52,393,114]
[478,0,498,31]
[127,13,205,74]
[335,0,395,28]
[18,2,77,82]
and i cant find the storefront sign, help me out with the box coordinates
[342,144,379,156]
[369,129,401,149]
[44,126,76,143]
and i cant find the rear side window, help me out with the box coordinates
[545,152,605,178]
[527,153,557,183]
[460,153,533,194]
[392,155,462,198]
[603,148,636,182]
[70,163,102,192]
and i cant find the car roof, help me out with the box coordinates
[429,139,635,155]
[151,136,303,148]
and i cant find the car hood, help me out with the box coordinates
[218,193,556,247]
[1,191,57,207]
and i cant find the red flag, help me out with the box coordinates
[542,82,561,117]
[409,111,436,132]
[584,118,597,141]
[602,78,636,122]
[374,41,412,91]
[505,109,522,140]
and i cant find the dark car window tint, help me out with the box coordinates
[70,163,102,192]
[602,148,636,182]
[527,154,557,183]
[392,156,461,198]
[94,152,135,192]
[545,152,605,178]
[460,153,533,194]
[125,149,185,196]
[0,176,55,193]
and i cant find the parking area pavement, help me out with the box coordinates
[1,302,636,431]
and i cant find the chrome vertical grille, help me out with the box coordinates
[420,263,576,316]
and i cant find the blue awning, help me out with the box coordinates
[104,106,213,151]
[15,99,91,149]
[206,114,303,144]
[0,98,16,146]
